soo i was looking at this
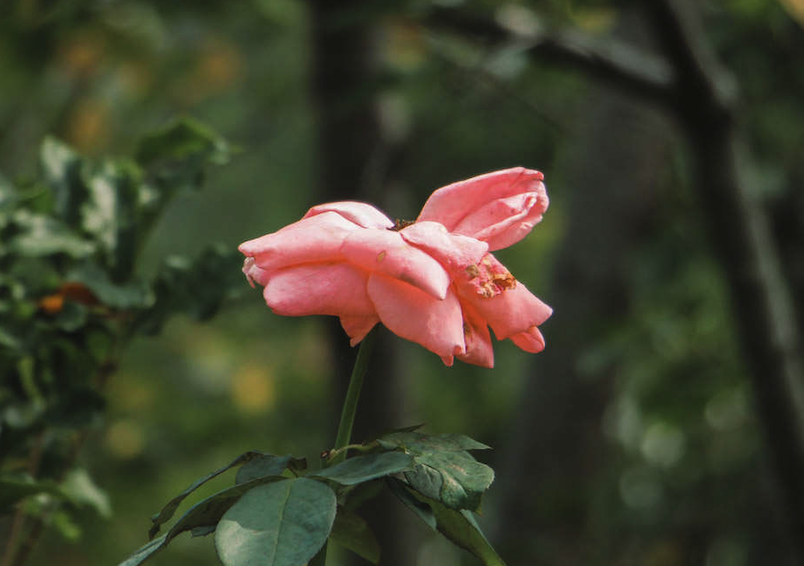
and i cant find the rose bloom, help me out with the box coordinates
[239,167,552,368]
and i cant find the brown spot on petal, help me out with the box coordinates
[492,272,517,291]
[377,251,387,263]
[465,264,480,279]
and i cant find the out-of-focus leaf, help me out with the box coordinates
[137,245,244,334]
[378,432,493,511]
[388,478,505,566]
[80,159,142,276]
[40,137,84,225]
[0,327,22,351]
[137,118,231,168]
[136,118,232,193]
[148,451,266,539]
[0,476,69,509]
[65,262,152,310]
[45,387,105,427]
[214,478,336,566]
[51,508,82,541]
[8,210,94,258]
[312,451,414,486]
[61,467,112,518]
[330,509,381,564]
[53,301,89,332]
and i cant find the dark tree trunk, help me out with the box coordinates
[307,3,418,564]
[491,13,671,566]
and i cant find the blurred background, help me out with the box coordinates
[2,0,804,565]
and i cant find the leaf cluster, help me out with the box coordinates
[0,119,240,533]
[120,430,504,566]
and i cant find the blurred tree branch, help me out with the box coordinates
[427,0,804,560]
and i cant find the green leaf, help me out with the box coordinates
[378,432,494,511]
[137,245,244,335]
[40,136,84,225]
[136,118,231,194]
[378,432,491,452]
[61,467,112,518]
[65,262,152,310]
[330,509,380,564]
[311,452,414,486]
[119,475,289,566]
[79,159,142,275]
[406,451,494,512]
[118,535,168,566]
[0,476,68,509]
[389,479,506,566]
[235,454,303,484]
[137,118,231,168]
[8,210,94,258]
[214,478,337,566]
[386,477,436,530]
[148,451,266,539]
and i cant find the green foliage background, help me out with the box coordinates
[1,0,803,565]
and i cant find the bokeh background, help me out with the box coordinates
[2,0,804,565]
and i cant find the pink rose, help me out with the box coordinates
[239,168,552,368]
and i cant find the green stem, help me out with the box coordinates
[309,329,377,566]
[329,330,376,467]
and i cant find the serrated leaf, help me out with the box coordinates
[389,479,506,566]
[406,451,494,512]
[119,475,288,566]
[235,454,296,484]
[330,509,380,564]
[378,432,491,452]
[148,451,266,539]
[377,432,494,511]
[312,452,414,486]
[214,478,337,566]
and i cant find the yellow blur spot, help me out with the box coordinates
[66,98,111,153]
[59,33,106,79]
[231,365,276,414]
[105,420,146,460]
[780,0,804,27]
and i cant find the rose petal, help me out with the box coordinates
[510,326,545,354]
[399,221,488,273]
[263,262,375,317]
[459,280,552,340]
[239,211,358,272]
[417,167,547,250]
[367,273,465,361]
[303,201,395,229]
[340,315,380,346]
[456,303,495,368]
[455,193,545,251]
[242,257,270,287]
[341,229,450,300]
